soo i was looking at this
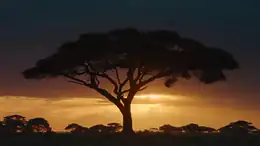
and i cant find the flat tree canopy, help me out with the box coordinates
[23,28,238,133]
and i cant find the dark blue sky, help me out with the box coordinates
[0,0,260,108]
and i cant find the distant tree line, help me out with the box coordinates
[0,114,259,135]
[144,121,259,135]
[0,115,51,134]
[65,123,123,134]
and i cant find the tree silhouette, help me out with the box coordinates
[181,123,201,133]
[3,115,27,133]
[149,128,159,132]
[219,120,259,134]
[26,118,52,133]
[23,28,238,133]
[159,124,183,133]
[65,123,88,134]
[0,121,6,134]
[107,122,123,133]
[138,128,159,134]
[159,124,216,134]
[89,124,109,133]
[198,126,217,133]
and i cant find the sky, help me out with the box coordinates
[0,0,260,131]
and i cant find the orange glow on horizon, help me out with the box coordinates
[134,93,190,101]
[0,96,260,131]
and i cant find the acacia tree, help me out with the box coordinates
[219,120,259,134]
[23,28,238,133]
[65,123,88,134]
[159,124,182,133]
[27,118,52,133]
[3,115,27,133]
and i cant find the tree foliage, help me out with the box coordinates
[159,124,182,133]
[3,115,27,133]
[27,118,52,133]
[219,120,259,134]
[65,123,122,134]
[159,124,217,134]
[23,28,238,97]
[0,115,51,134]
[65,123,89,134]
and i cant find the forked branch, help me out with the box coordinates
[64,74,120,105]
[83,63,119,95]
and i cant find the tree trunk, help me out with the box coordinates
[121,102,134,134]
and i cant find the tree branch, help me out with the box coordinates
[139,71,167,87]
[134,65,152,84]
[67,80,85,86]
[93,87,120,105]
[126,88,139,103]
[118,76,128,94]
[95,77,100,86]
[138,73,146,83]
[127,68,136,87]
[97,73,119,95]
[63,74,88,86]
[124,67,152,103]
[83,63,119,95]
[134,67,142,82]
[114,67,121,85]
[139,86,148,91]
[63,74,121,106]
[121,85,147,95]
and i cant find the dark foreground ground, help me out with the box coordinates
[1,133,260,146]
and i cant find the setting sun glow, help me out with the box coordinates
[135,94,161,99]
[134,94,186,101]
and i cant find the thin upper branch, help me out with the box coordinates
[114,67,121,85]
[134,67,142,82]
[119,77,128,92]
[67,80,85,86]
[113,76,130,100]
[121,85,147,95]
[127,68,136,87]
[139,70,167,87]
[138,73,145,84]
[64,74,88,86]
